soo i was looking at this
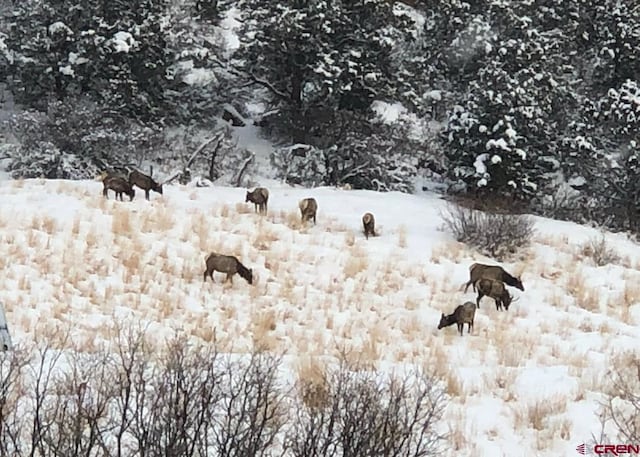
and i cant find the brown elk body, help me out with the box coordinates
[203,253,253,285]
[246,187,269,214]
[299,198,318,224]
[362,212,376,239]
[129,170,163,201]
[475,278,514,311]
[438,301,476,336]
[464,262,524,293]
[102,176,135,201]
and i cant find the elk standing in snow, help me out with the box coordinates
[129,169,163,201]
[362,212,376,239]
[203,253,253,285]
[246,187,269,214]
[438,301,476,336]
[475,278,517,311]
[102,176,135,201]
[299,198,318,224]
[463,262,524,293]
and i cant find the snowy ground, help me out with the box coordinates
[0,178,638,456]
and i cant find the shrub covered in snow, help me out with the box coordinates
[7,99,163,179]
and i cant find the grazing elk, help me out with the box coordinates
[129,169,163,201]
[203,253,253,285]
[463,262,524,293]
[246,187,269,214]
[362,212,376,239]
[475,278,517,311]
[299,198,318,224]
[102,176,135,201]
[438,301,476,336]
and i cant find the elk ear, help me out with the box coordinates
[441,313,445,318]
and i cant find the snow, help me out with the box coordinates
[219,7,241,54]
[110,31,136,53]
[487,138,511,151]
[48,21,73,35]
[371,100,407,123]
[473,153,489,174]
[0,178,636,455]
[182,67,217,86]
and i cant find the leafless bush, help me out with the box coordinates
[601,352,640,442]
[212,351,289,457]
[0,325,449,456]
[440,203,534,260]
[285,358,448,457]
[580,234,620,266]
[134,334,223,457]
[0,346,30,457]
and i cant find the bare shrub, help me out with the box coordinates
[580,234,620,266]
[0,324,448,456]
[440,203,534,260]
[285,357,448,457]
[212,351,289,457]
[601,352,640,442]
[0,346,30,456]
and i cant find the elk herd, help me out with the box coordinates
[99,173,523,339]
[438,263,524,337]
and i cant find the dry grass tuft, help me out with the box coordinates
[566,268,601,311]
[397,224,407,248]
[296,356,329,409]
[344,230,355,247]
[343,245,368,279]
[521,397,567,431]
[251,308,279,351]
[579,233,620,266]
[430,241,466,263]
[111,207,133,234]
[235,202,253,214]
[282,210,305,231]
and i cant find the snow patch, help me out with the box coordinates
[110,31,137,53]
[183,68,217,86]
[371,101,407,124]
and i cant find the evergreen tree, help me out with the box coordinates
[236,0,415,143]
[2,0,171,119]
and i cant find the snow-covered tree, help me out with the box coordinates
[7,98,163,179]
[442,0,585,202]
[2,0,171,119]
[236,0,415,142]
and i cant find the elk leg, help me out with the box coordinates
[457,323,463,336]
[476,293,483,309]
[468,321,473,334]
[145,190,150,200]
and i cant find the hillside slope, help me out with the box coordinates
[0,178,638,456]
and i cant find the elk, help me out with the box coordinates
[102,176,135,201]
[246,187,269,214]
[299,198,318,224]
[362,212,376,239]
[463,262,524,293]
[203,253,253,285]
[129,169,163,201]
[475,278,518,311]
[438,301,476,336]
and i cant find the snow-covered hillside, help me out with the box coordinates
[0,178,638,456]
